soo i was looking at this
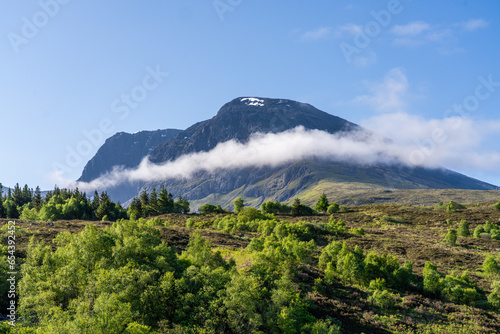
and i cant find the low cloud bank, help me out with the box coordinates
[55,126,432,192]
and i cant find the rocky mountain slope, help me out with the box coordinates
[78,129,181,202]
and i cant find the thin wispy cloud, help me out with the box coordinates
[389,19,488,53]
[361,113,500,174]
[391,21,431,36]
[300,27,332,41]
[353,68,409,113]
[461,19,489,32]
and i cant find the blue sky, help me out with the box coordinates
[1,0,499,190]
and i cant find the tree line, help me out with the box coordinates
[0,183,189,222]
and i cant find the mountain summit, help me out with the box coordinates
[78,97,497,207]
[148,97,359,163]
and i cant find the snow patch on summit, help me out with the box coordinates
[241,97,265,107]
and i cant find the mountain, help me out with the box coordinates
[78,129,182,202]
[148,97,359,163]
[79,97,497,208]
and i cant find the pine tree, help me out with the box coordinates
[12,184,22,206]
[457,220,471,237]
[149,188,158,216]
[234,197,244,213]
[0,195,6,218]
[21,184,32,205]
[158,186,174,214]
[91,190,100,215]
[140,190,150,217]
[33,186,43,211]
[314,193,329,212]
[292,198,302,216]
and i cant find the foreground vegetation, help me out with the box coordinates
[2,194,500,333]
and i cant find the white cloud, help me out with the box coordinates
[361,112,500,174]
[300,27,332,41]
[334,23,363,37]
[391,21,431,36]
[55,115,500,192]
[353,68,409,113]
[390,19,487,53]
[58,126,436,192]
[461,19,489,31]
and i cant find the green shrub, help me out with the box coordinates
[369,278,386,291]
[483,255,500,275]
[441,271,481,305]
[350,227,365,235]
[457,220,470,237]
[494,201,500,211]
[484,221,494,233]
[488,281,500,309]
[446,229,457,246]
[326,203,340,214]
[368,289,395,308]
[199,203,224,214]
[423,262,441,296]
[474,226,485,238]
[186,218,195,228]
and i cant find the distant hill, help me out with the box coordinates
[78,97,497,208]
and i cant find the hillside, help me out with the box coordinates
[4,202,500,333]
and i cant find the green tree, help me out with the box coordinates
[148,187,158,216]
[423,262,441,296]
[314,194,329,212]
[174,196,190,214]
[292,198,302,216]
[33,186,43,211]
[457,220,470,237]
[234,197,244,213]
[474,225,485,238]
[446,229,457,246]
[488,281,500,309]
[483,255,499,275]
[140,190,150,217]
[158,186,174,214]
[199,203,218,214]
[327,202,340,213]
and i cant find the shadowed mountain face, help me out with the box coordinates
[148,97,359,163]
[78,97,497,208]
[78,129,181,202]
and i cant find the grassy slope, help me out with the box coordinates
[4,201,500,333]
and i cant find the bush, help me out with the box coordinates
[488,281,500,309]
[350,227,365,235]
[261,201,292,215]
[368,289,395,308]
[198,203,220,214]
[484,221,495,233]
[186,218,195,228]
[446,229,457,246]
[327,203,340,214]
[474,226,485,238]
[483,255,500,275]
[494,201,500,211]
[457,220,470,237]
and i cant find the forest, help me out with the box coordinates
[2,187,500,333]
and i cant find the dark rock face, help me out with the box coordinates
[79,129,182,183]
[148,97,358,163]
[79,97,497,207]
[78,129,181,203]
